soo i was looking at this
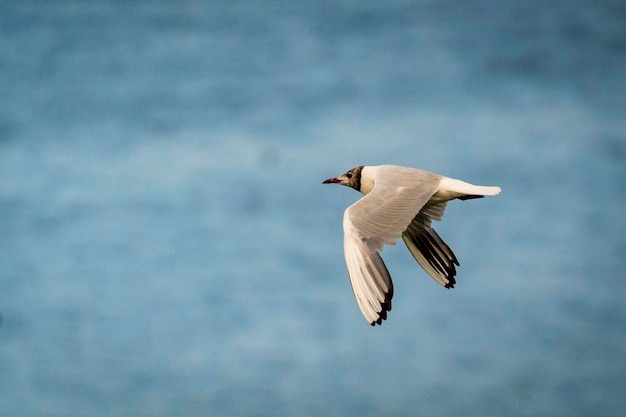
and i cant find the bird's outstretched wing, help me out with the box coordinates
[342,171,440,325]
[401,202,459,288]
[342,227,393,325]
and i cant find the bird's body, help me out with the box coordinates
[323,164,501,326]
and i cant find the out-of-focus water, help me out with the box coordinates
[1,1,625,416]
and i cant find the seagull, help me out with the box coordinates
[323,164,501,326]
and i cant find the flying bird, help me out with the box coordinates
[323,164,501,326]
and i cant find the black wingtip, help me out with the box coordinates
[370,298,392,326]
[371,316,384,326]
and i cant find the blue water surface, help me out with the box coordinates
[1,1,625,416]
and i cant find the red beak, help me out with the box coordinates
[323,177,340,184]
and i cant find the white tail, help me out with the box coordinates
[437,177,502,200]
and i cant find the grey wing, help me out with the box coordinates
[345,172,442,251]
[343,223,393,326]
[401,202,459,288]
[342,176,441,325]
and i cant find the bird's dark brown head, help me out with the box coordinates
[322,166,363,192]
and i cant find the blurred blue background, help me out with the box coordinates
[1,1,625,416]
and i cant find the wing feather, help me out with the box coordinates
[343,225,393,325]
[346,169,441,249]
[401,202,459,288]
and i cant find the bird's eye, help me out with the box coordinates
[346,173,353,179]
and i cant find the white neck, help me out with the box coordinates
[359,166,375,195]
